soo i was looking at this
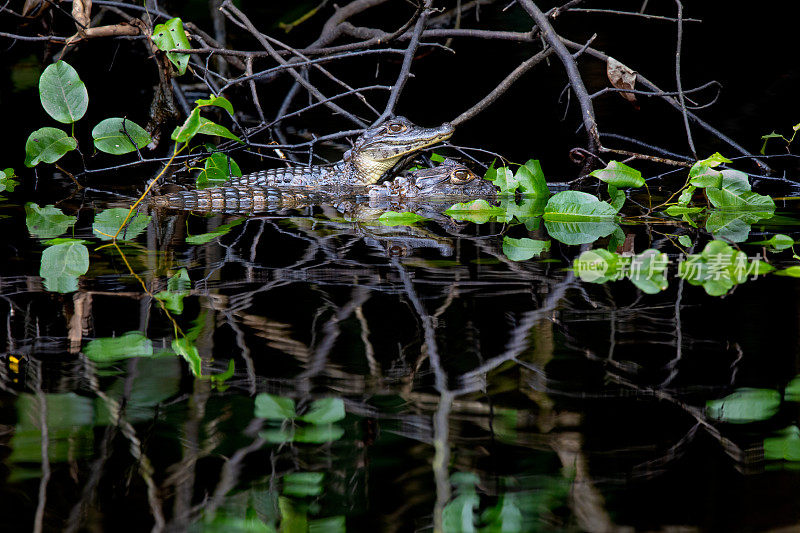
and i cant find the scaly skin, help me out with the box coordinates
[228,117,454,188]
[150,160,497,214]
[368,159,497,199]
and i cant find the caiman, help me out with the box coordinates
[227,117,454,188]
[150,159,498,214]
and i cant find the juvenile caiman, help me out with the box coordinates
[150,159,498,213]
[227,116,454,188]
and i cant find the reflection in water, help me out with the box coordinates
[2,193,800,531]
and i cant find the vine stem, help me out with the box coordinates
[110,142,186,240]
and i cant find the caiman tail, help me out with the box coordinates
[150,186,312,213]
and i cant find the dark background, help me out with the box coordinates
[2,0,798,183]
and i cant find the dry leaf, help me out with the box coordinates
[22,0,46,17]
[607,56,639,109]
[72,0,92,32]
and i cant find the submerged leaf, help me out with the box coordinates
[377,211,426,226]
[543,191,617,221]
[764,426,800,462]
[92,208,151,241]
[445,199,506,224]
[706,388,780,423]
[255,393,296,420]
[502,237,550,261]
[84,332,154,363]
[298,398,346,425]
[40,239,89,293]
[25,203,76,239]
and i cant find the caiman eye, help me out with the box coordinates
[387,122,406,133]
[452,169,473,183]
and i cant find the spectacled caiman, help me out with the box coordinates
[150,159,498,214]
[226,117,454,188]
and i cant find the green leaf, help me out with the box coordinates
[430,152,445,163]
[443,493,479,533]
[197,153,242,188]
[154,268,190,314]
[665,206,703,216]
[25,203,76,239]
[185,218,244,244]
[0,168,18,193]
[91,118,151,155]
[786,376,800,402]
[298,398,346,424]
[678,235,692,247]
[628,249,669,294]
[776,266,800,278]
[688,164,722,188]
[750,233,794,251]
[502,237,550,261]
[696,152,732,167]
[282,473,325,497]
[678,185,696,205]
[259,428,295,444]
[171,337,202,376]
[705,169,774,210]
[255,393,296,420]
[545,220,619,245]
[481,494,523,533]
[9,393,95,463]
[445,199,506,224]
[543,191,617,221]
[24,127,77,167]
[706,210,773,243]
[706,388,781,423]
[589,160,644,188]
[197,118,243,143]
[573,249,620,283]
[171,108,202,143]
[309,516,345,533]
[195,95,234,115]
[39,61,88,124]
[607,184,625,212]
[765,426,800,462]
[377,211,426,226]
[92,208,151,241]
[152,18,191,75]
[516,159,549,196]
[293,424,345,443]
[490,167,518,194]
[84,332,154,363]
[40,240,89,293]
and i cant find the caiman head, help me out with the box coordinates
[344,117,454,185]
[370,159,498,199]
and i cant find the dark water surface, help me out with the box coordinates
[2,182,800,532]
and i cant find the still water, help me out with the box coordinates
[2,181,800,532]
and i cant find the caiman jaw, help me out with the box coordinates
[351,119,455,185]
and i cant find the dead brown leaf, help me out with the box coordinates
[72,0,92,32]
[607,56,639,109]
[21,0,46,17]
